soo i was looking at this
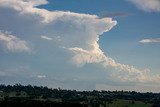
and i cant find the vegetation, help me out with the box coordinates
[105,99,151,107]
[0,84,160,107]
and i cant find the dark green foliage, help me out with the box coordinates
[0,99,83,107]
[0,84,159,107]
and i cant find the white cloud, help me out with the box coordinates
[0,31,31,53]
[140,38,160,43]
[68,42,106,66]
[37,75,46,79]
[41,35,53,40]
[0,0,160,90]
[23,0,48,6]
[0,0,99,23]
[129,0,160,12]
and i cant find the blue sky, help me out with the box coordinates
[0,0,160,92]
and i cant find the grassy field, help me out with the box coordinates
[105,99,151,107]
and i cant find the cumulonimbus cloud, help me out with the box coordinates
[129,0,160,12]
[0,31,31,53]
[140,38,160,43]
[69,45,160,83]
[0,0,160,85]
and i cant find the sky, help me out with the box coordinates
[0,0,160,92]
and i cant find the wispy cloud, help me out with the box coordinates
[0,31,31,53]
[37,75,46,79]
[99,12,130,18]
[129,0,160,12]
[41,35,53,40]
[140,38,160,43]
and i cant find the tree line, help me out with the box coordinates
[0,84,160,107]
